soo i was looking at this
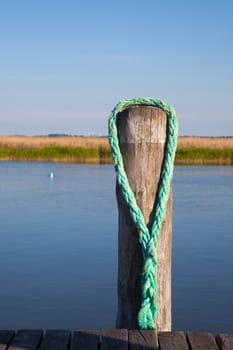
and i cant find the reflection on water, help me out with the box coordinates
[0,162,232,332]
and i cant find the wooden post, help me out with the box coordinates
[116,106,172,331]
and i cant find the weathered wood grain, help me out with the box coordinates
[187,332,219,350]
[39,330,71,350]
[101,329,128,350]
[129,330,158,350]
[7,329,43,350]
[70,330,100,350]
[0,331,15,350]
[158,332,189,350]
[216,333,233,350]
[116,106,172,331]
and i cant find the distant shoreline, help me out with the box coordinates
[0,136,232,165]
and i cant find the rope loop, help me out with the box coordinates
[108,97,178,330]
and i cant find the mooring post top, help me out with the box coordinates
[108,97,178,149]
[117,105,167,144]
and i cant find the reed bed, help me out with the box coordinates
[0,136,109,150]
[176,137,233,164]
[0,135,232,150]
[0,136,111,163]
[0,136,232,165]
[178,137,233,150]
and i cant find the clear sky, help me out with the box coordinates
[0,0,233,136]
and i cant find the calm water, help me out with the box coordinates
[0,162,232,333]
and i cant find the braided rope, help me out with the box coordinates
[108,97,178,330]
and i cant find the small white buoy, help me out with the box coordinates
[49,172,54,179]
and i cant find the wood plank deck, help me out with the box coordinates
[0,330,233,350]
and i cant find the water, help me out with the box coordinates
[173,166,233,333]
[0,162,232,333]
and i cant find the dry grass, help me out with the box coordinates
[0,136,232,165]
[0,136,109,150]
[0,136,232,150]
[178,137,233,150]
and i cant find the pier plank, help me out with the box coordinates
[158,332,189,350]
[102,329,128,350]
[129,330,158,350]
[1,329,233,349]
[39,330,71,350]
[0,331,14,350]
[187,332,219,350]
[7,330,43,350]
[71,330,100,350]
[216,333,233,350]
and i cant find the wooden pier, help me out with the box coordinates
[0,329,233,350]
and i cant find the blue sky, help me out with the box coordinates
[0,0,233,136]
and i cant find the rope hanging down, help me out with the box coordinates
[108,97,178,330]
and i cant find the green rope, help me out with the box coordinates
[108,97,178,330]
